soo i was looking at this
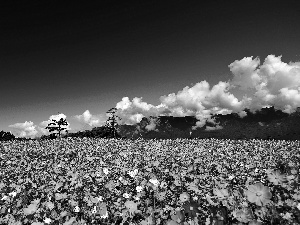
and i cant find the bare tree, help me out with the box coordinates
[105,107,122,138]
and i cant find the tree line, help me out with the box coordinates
[0,108,123,142]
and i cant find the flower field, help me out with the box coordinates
[0,137,300,225]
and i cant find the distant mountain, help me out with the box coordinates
[25,106,300,141]
[116,106,300,140]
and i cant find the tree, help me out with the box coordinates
[105,107,122,138]
[45,115,69,140]
[0,130,15,142]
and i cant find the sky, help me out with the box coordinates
[1,0,300,138]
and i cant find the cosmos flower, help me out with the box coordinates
[232,207,255,223]
[245,182,272,206]
[179,192,190,202]
[267,169,287,185]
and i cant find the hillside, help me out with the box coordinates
[116,106,300,140]
[19,106,300,141]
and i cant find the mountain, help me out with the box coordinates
[116,106,300,140]
[14,106,299,141]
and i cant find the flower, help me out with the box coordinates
[1,195,8,200]
[94,202,109,218]
[179,192,190,202]
[8,191,17,198]
[92,206,97,214]
[44,218,52,224]
[128,169,138,178]
[170,209,185,224]
[96,196,103,202]
[101,211,109,219]
[149,178,160,187]
[23,199,40,215]
[155,191,167,201]
[228,175,235,180]
[160,181,168,189]
[125,200,138,213]
[74,206,80,212]
[245,182,272,206]
[233,207,255,223]
[45,201,55,210]
[213,188,229,200]
[267,169,287,185]
[136,186,143,193]
[281,212,292,220]
[123,193,130,198]
[182,200,201,219]
[103,168,109,175]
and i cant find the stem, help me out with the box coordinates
[153,189,156,225]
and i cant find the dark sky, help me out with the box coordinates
[1,0,300,138]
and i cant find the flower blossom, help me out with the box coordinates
[245,182,272,206]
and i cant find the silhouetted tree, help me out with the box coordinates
[0,130,15,142]
[45,115,69,140]
[105,107,122,138]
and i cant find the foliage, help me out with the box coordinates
[0,130,15,142]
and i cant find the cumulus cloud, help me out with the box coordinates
[115,97,169,125]
[12,54,298,138]
[38,113,71,136]
[145,117,159,131]
[73,110,106,128]
[9,121,38,138]
[116,81,248,129]
[9,113,72,139]
[114,54,300,130]
[230,55,300,113]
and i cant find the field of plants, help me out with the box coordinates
[0,137,300,225]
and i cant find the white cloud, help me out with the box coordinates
[205,125,223,131]
[116,80,247,129]
[229,55,300,113]
[39,113,71,135]
[9,113,72,139]
[238,111,247,118]
[145,117,159,131]
[8,121,38,138]
[9,54,299,138]
[229,56,261,90]
[73,110,106,127]
[115,97,169,125]
[113,54,300,129]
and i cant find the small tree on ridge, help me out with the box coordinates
[105,107,122,138]
[45,116,69,140]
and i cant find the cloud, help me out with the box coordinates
[229,56,261,91]
[9,113,71,138]
[229,55,300,113]
[8,121,38,138]
[73,110,106,128]
[205,125,223,131]
[39,113,71,135]
[115,97,169,125]
[114,54,300,129]
[145,117,159,131]
[8,54,300,138]
[116,81,248,129]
